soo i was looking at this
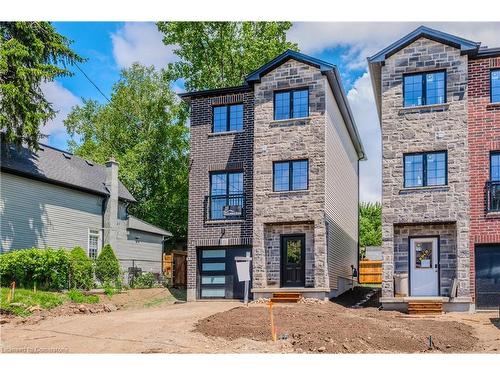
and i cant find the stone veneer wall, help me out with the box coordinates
[187,91,254,301]
[252,59,328,289]
[380,37,470,299]
[467,55,500,302]
[264,222,315,287]
[394,223,457,296]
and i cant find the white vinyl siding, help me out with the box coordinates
[324,78,359,292]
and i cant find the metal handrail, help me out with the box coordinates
[204,194,245,221]
[486,181,500,212]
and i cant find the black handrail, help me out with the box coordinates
[204,194,245,221]
[486,181,500,212]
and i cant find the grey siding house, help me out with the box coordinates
[182,50,365,301]
[0,142,171,278]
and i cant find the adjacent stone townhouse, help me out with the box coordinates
[0,141,171,280]
[181,50,366,301]
[368,26,500,311]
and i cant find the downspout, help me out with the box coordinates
[101,197,107,248]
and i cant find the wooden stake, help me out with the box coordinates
[268,301,277,342]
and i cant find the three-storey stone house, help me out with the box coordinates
[369,26,500,311]
[181,50,365,301]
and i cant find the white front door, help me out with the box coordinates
[410,237,439,296]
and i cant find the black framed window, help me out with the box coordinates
[273,160,309,192]
[274,89,309,120]
[209,171,243,220]
[491,152,500,182]
[404,151,447,188]
[404,71,446,107]
[212,104,243,133]
[491,69,500,103]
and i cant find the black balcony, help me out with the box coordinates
[204,194,244,221]
[486,181,500,212]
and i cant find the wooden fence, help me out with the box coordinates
[163,251,187,287]
[359,260,382,284]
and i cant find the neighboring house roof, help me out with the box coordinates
[179,49,366,160]
[367,26,491,122]
[127,215,172,237]
[0,141,136,202]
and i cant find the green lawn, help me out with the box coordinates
[0,288,99,317]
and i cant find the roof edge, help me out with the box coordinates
[178,85,251,101]
[127,215,172,237]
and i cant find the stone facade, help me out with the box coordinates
[380,38,470,299]
[252,59,328,290]
[186,91,254,301]
[467,55,500,302]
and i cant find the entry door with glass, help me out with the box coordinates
[409,237,439,296]
[281,235,305,287]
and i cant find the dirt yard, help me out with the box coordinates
[1,287,498,353]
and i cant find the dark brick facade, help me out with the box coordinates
[186,91,254,300]
[467,55,500,302]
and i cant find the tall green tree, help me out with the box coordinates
[359,202,382,248]
[156,22,298,91]
[0,22,83,149]
[65,64,189,240]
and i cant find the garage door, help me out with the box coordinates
[198,248,251,300]
[475,245,500,309]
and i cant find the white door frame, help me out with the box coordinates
[409,236,439,296]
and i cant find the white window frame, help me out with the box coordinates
[87,229,101,260]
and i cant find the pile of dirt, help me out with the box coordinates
[195,303,478,353]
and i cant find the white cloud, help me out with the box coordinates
[347,72,381,203]
[289,22,500,71]
[111,22,177,70]
[40,81,81,147]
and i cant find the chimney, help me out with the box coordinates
[103,157,119,250]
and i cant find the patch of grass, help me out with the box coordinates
[0,287,65,317]
[66,289,99,304]
[143,296,174,308]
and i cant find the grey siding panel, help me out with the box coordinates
[115,224,163,275]
[0,172,103,252]
[324,80,359,292]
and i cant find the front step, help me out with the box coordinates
[408,301,443,315]
[270,292,302,303]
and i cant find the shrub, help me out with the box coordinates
[66,289,99,304]
[133,272,156,289]
[68,247,94,290]
[95,244,120,285]
[0,248,69,290]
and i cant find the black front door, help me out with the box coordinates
[475,245,500,309]
[281,234,305,287]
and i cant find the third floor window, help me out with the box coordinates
[213,104,243,133]
[491,69,500,103]
[403,71,446,107]
[274,89,309,120]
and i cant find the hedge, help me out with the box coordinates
[0,248,69,290]
[95,244,121,285]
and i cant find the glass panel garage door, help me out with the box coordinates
[198,248,250,300]
[475,245,500,309]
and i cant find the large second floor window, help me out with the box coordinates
[488,152,500,212]
[273,160,308,192]
[274,89,309,120]
[404,71,446,107]
[491,69,500,103]
[209,171,243,220]
[404,151,447,188]
[213,104,243,133]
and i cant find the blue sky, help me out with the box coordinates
[43,22,500,203]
